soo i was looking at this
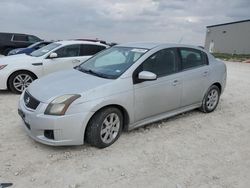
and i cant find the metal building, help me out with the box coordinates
[204,19,250,54]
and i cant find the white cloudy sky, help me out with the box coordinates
[0,0,249,45]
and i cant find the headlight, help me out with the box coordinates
[0,65,7,70]
[44,94,81,116]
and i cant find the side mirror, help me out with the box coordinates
[49,52,58,59]
[138,71,157,81]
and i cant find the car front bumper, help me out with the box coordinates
[18,93,94,146]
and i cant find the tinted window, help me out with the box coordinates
[55,45,80,58]
[13,35,28,41]
[180,48,207,70]
[28,35,40,43]
[80,45,106,56]
[0,33,12,40]
[140,48,178,77]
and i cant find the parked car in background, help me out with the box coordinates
[18,42,227,148]
[0,40,108,93]
[0,32,42,55]
[74,38,108,45]
[8,41,52,56]
[74,38,118,47]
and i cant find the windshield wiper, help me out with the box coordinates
[78,67,111,79]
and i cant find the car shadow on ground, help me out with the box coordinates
[22,108,203,152]
[0,90,17,96]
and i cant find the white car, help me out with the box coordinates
[0,40,108,93]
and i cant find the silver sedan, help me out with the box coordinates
[18,42,227,148]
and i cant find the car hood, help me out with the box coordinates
[27,69,113,103]
[0,54,38,65]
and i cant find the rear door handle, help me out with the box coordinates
[203,71,209,77]
[72,59,81,63]
[172,80,179,86]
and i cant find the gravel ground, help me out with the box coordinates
[0,61,250,188]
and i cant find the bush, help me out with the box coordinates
[212,53,250,62]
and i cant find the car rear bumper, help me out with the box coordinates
[18,93,94,146]
[0,71,8,90]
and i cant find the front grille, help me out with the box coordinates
[23,91,40,110]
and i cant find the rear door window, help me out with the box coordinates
[80,45,106,56]
[0,33,12,41]
[179,48,208,70]
[13,35,28,42]
[55,45,80,58]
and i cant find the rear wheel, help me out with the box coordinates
[8,71,36,94]
[85,107,123,148]
[200,85,220,113]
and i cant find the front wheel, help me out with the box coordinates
[85,107,123,148]
[200,85,220,113]
[8,71,36,94]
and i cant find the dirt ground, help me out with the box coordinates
[0,61,250,188]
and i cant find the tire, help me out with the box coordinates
[3,48,13,56]
[85,107,123,148]
[8,71,36,94]
[200,85,220,113]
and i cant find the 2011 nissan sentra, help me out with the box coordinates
[18,42,227,148]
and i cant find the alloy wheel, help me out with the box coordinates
[100,113,120,144]
[206,89,219,110]
[13,74,33,92]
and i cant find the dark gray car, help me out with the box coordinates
[0,32,41,55]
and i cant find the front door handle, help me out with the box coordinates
[172,80,179,86]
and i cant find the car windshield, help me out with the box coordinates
[78,47,148,79]
[30,43,61,57]
[28,42,41,48]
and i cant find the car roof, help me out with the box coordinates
[117,42,163,49]
[0,32,33,36]
[54,40,108,47]
[117,42,206,51]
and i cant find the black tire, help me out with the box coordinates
[200,85,220,113]
[3,48,13,56]
[8,71,36,94]
[85,107,123,148]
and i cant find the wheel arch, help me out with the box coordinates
[7,69,38,89]
[212,82,222,93]
[84,104,130,141]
